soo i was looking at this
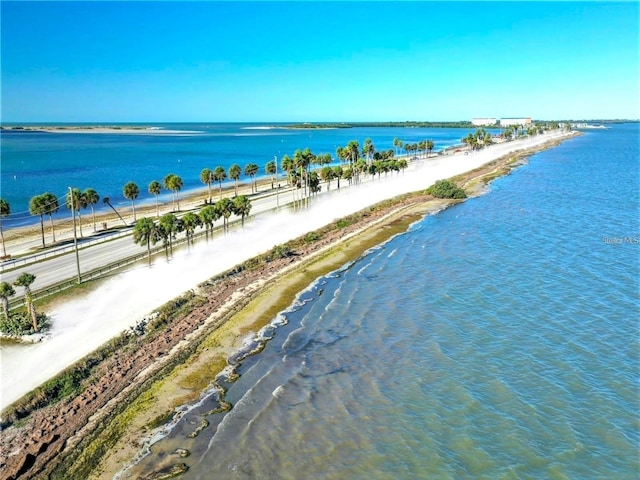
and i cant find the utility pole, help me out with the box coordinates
[69,187,82,284]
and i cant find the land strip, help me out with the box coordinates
[0,133,578,480]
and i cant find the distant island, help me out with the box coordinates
[284,121,476,129]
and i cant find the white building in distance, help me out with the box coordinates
[500,117,532,126]
[472,118,497,126]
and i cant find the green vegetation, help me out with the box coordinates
[285,121,474,129]
[427,179,467,199]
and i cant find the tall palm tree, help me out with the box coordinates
[40,192,60,243]
[1,198,10,258]
[14,272,38,331]
[244,163,259,194]
[320,166,334,190]
[393,137,403,157]
[281,155,294,186]
[229,164,242,196]
[181,212,202,244]
[233,195,252,227]
[133,217,157,265]
[213,166,226,199]
[148,180,162,218]
[199,204,219,239]
[159,213,180,255]
[163,174,183,211]
[265,160,277,189]
[103,196,127,226]
[333,166,343,189]
[200,168,214,204]
[363,138,375,164]
[123,181,140,222]
[29,194,48,247]
[0,281,15,320]
[216,197,234,233]
[83,188,99,232]
[66,188,86,236]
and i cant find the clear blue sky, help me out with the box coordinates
[1,1,638,122]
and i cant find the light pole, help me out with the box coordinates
[68,187,82,284]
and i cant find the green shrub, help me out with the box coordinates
[336,219,350,229]
[426,179,467,199]
[304,232,321,244]
[0,312,50,336]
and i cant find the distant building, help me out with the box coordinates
[472,118,497,126]
[500,118,532,127]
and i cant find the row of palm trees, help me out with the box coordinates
[1,135,432,255]
[462,128,494,151]
[132,195,252,264]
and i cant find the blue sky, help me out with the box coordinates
[1,1,638,122]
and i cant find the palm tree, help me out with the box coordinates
[199,204,219,239]
[233,195,252,227]
[229,164,242,196]
[181,212,202,244]
[163,174,183,211]
[320,166,335,190]
[29,194,48,247]
[200,168,214,204]
[159,213,180,255]
[394,137,403,156]
[265,160,277,189]
[83,188,99,232]
[213,166,226,199]
[244,163,259,194]
[133,217,157,265]
[216,197,234,233]
[148,180,162,218]
[0,282,15,320]
[1,199,10,258]
[14,272,38,332]
[103,196,127,226]
[281,155,294,186]
[363,138,375,164]
[123,181,140,222]
[333,166,343,189]
[427,140,435,156]
[66,188,86,236]
[40,192,60,243]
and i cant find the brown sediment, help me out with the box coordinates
[0,134,578,480]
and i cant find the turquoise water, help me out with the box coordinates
[130,125,639,479]
[1,124,486,227]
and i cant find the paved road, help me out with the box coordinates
[0,184,310,292]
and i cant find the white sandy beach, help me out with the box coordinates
[0,131,575,411]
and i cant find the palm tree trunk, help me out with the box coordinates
[91,206,96,232]
[77,211,84,237]
[48,215,56,242]
[39,215,45,247]
[1,222,6,257]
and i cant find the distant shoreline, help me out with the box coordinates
[0,126,203,134]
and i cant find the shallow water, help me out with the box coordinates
[129,125,639,479]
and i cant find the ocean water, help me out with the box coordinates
[1,124,487,228]
[127,124,639,479]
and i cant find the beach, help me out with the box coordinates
[0,131,580,479]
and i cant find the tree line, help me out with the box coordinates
[0,136,435,255]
